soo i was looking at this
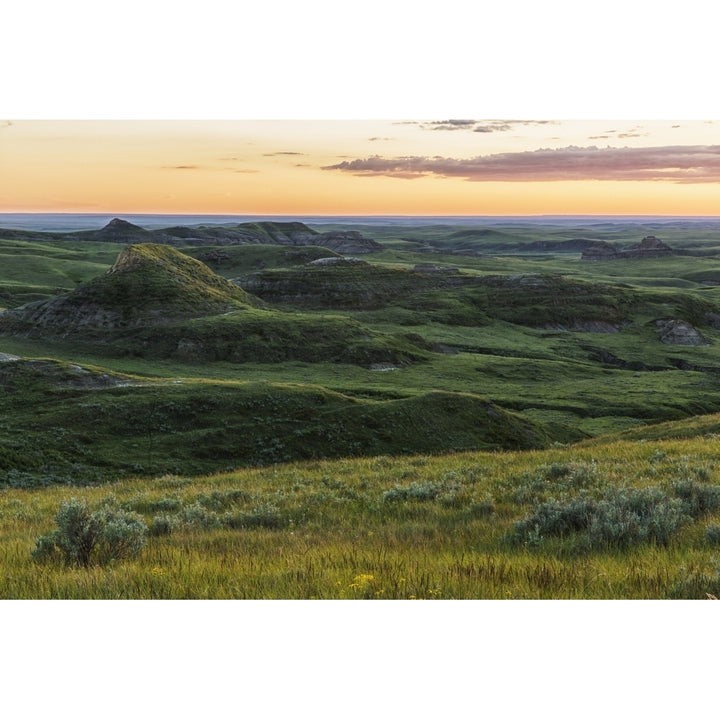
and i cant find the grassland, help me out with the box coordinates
[3,218,720,598]
[4,435,720,598]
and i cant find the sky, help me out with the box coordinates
[2,118,720,216]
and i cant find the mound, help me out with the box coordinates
[0,244,257,336]
[477,274,636,330]
[0,244,431,367]
[94,218,154,241]
[111,309,431,366]
[0,365,579,485]
[238,261,444,309]
[582,412,720,445]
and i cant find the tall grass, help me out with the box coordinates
[2,437,720,598]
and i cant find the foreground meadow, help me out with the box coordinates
[4,436,720,599]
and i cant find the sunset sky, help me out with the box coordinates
[2,119,720,216]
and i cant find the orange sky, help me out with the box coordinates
[2,119,720,215]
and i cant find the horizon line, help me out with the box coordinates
[3,212,720,219]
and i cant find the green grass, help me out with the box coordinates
[4,435,720,598]
[4,221,720,598]
[0,358,574,485]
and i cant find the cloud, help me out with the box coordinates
[425,119,479,131]
[421,119,558,133]
[473,123,513,133]
[368,137,393,141]
[323,145,720,183]
[164,165,200,170]
[262,151,306,156]
[617,132,648,139]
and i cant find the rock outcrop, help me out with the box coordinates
[0,244,255,337]
[581,236,678,262]
[654,319,708,346]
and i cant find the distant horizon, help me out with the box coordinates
[4,211,720,233]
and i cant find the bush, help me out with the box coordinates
[706,524,720,546]
[94,506,148,562]
[671,479,720,518]
[32,497,148,566]
[511,494,597,544]
[383,477,459,503]
[588,487,687,549]
[223,503,285,529]
[181,501,222,529]
[150,514,181,536]
[466,497,495,519]
[511,485,691,549]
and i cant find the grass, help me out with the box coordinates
[0,358,574,485]
[5,220,720,598]
[3,435,720,598]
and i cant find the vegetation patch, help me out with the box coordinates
[510,479,720,550]
[32,497,147,567]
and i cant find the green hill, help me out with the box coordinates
[0,243,256,336]
[0,358,579,485]
[0,244,431,367]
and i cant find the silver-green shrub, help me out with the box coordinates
[93,506,148,562]
[383,477,460,503]
[706,524,720,546]
[671,479,720,518]
[32,497,147,566]
[587,487,687,549]
[511,485,692,549]
[150,514,181,536]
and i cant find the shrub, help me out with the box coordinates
[512,494,597,544]
[181,501,221,529]
[507,461,603,505]
[195,489,249,511]
[466,497,495,519]
[150,514,181,536]
[93,506,148,562]
[706,524,720,546]
[511,485,691,549]
[588,487,687,549]
[32,497,148,567]
[223,503,285,529]
[383,477,460,503]
[671,479,720,518]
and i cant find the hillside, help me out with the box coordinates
[0,358,579,485]
[3,219,720,469]
[0,243,431,367]
[0,218,383,254]
[5,218,720,602]
[0,243,257,335]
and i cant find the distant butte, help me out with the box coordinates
[581,236,678,262]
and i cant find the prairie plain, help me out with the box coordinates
[3,215,720,598]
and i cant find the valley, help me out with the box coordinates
[3,215,720,598]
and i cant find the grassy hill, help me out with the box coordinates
[2,431,720,598]
[0,243,431,367]
[0,358,578,486]
[4,219,720,598]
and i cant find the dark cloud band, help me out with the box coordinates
[323,145,720,183]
